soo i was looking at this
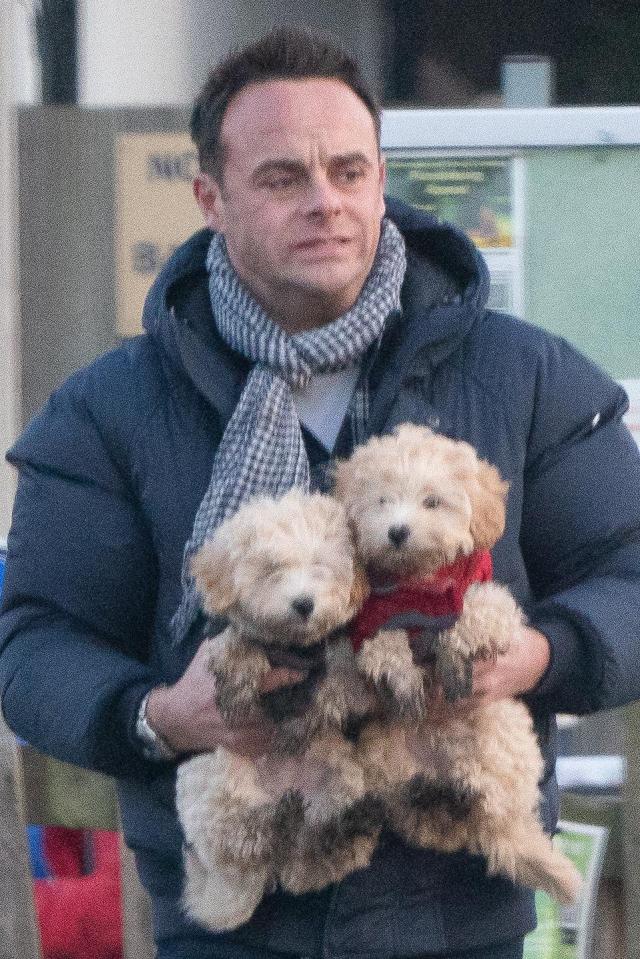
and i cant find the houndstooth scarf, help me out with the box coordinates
[172,217,407,643]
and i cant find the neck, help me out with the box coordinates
[246,284,360,335]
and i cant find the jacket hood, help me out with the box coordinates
[141,196,491,420]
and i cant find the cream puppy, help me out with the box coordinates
[334,425,582,905]
[176,489,380,932]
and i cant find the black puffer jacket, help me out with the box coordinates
[2,197,640,954]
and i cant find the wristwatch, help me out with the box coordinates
[135,689,178,762]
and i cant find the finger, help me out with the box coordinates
[471,661,497,692]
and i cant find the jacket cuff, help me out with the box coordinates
[526,610,603,713]
[113,679,158,763]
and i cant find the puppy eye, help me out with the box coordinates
[422,495,442,509]
[378,496,389,506]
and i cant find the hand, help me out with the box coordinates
[145,639,307,758]
[470,625,551,702]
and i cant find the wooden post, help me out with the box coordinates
[120,835,155,959]
[0,0,22,538]
[0,720,42,959]
[0,4,38,946]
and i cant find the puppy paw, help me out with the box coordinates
[376,672,426,721]
[340,792,387,838]
[302,793,384,860]
[182,844,269,932]
[216,797,299,867]
[404,775,478,821]
[213,670,262,720]
[459,583,523,660]
[357,630,426,720]
[431,643,474,703]
[271,791,305,858]
[211,651,272,721]
[310,638,374,731]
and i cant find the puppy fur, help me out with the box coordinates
[334,424,582,904]
[176,489,379,932]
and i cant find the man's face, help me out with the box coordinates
[194,77,386,331]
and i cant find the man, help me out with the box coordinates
[2,26,640,959]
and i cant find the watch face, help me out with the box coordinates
[136,694,176,761]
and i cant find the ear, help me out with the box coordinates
[190,538,236,614]
[378,155,387,219]
[467,460,509,550]
[193,173,225,232]
[348,560,370,614]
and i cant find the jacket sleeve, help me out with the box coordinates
[0,373,162,777]
[519,334,640,715]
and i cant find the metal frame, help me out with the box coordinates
[381,106,640,150]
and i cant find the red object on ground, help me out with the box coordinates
[34,827,123,959]
[350,549,493,652]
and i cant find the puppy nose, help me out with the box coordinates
[388,524,410,547]
[291,595,315,619]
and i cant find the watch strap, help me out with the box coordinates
[135,689,178,762]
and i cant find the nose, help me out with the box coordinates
[291,595,315,620]
[388,524,410,548]
[305,174,342,217]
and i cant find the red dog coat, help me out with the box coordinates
[350,550,493,652]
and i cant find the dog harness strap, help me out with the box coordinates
[379,611,459,633]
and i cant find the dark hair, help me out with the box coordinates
[190,26,381,180]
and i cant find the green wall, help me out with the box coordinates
[523,147,640,378]
[387,146,640,378]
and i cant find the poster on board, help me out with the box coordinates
[620,379,640,449]
[385,154,524,317]
[114,132,202,336]
[523,821,607,959]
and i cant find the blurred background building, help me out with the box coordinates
[9,0,640,109]
[1,3,640,958]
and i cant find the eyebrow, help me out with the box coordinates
[251,151,374,182]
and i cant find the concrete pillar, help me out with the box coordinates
[0,1,23,538]
[77,0,237,105]
[78,0,384,106]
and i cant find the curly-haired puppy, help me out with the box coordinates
[175,489,380,932]
[334,424,581,904]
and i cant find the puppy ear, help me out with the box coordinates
[467,461,509,550]
[348,560,370,614]
[190,538,236,614]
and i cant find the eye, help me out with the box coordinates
[266,175,296,191]
[338,167,364,184]
[260,558,282,578]
[378,496,389,506]
[422,495,442,509]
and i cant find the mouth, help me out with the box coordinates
[240,610,332,647]
[367,546,446,583]
[294,236,351,255]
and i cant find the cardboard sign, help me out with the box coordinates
[114,132,202,336]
